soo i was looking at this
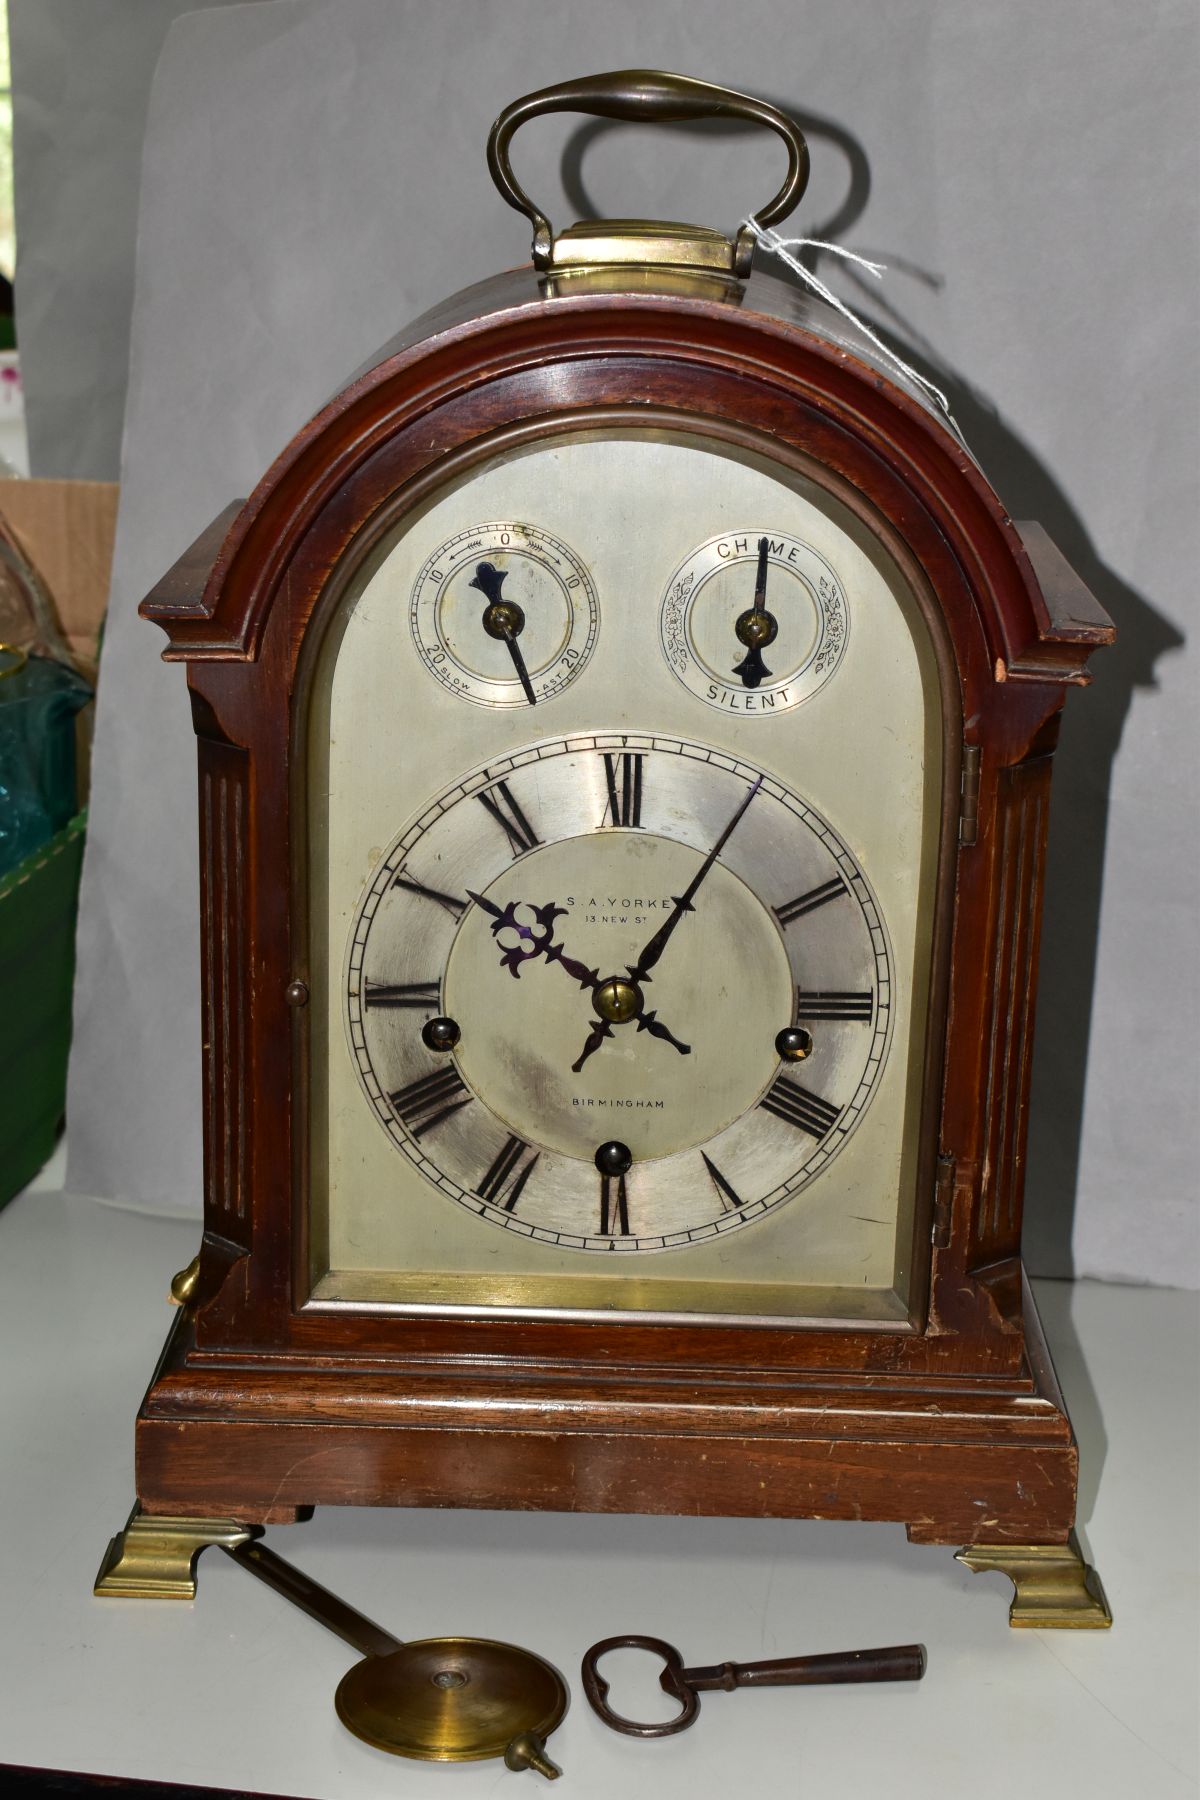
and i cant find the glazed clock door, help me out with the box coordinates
[303,427,943,1325]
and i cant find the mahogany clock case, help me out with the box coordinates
[136,263,1112,1545]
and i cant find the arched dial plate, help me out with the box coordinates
[660,530,849,713]
[409,521,599,707]
[344,735,893,1252]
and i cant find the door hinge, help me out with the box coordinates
[932,1154,956,1247]
[959,743,981,846]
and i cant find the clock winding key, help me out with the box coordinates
[582,1634,925,1739]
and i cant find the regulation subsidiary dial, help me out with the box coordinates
[410,521,599,708]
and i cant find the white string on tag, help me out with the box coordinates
[742,215,960,433]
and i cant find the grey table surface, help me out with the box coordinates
[1,1146,1196,1799]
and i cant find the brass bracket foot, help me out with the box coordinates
[94,1503,256,1600]
[956,1536,1112,1629]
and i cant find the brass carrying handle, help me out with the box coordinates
[487,69,809,274]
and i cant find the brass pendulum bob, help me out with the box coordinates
[223,1538,566,1777]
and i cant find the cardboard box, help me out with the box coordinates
[0,478,118,683]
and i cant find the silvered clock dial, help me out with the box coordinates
[344,735,892,1250]
[308,425,937,1318]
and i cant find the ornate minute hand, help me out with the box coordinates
[466,891,692,1069]
[625,774,764,990]
[569,774,763,1074]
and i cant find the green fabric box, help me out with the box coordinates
[0,811,86,1208]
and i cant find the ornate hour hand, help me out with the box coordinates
[467,892,600,989]
[571,1013,615,1073]
[732,537,779,689]
[570,982,691,1074]
[469,561,538,705]
[466,892,692,1071]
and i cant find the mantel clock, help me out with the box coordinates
[99,72,1114,1629]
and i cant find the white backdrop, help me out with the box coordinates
[19,0,1194,1284]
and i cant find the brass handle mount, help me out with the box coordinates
[487,69,809,276]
